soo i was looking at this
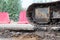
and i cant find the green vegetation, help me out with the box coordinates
[0,0,22,21]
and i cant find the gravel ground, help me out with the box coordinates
[0,33,42,40]
[0,30,60,40]
[0,30,43,40]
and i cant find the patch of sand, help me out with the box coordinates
[13,34,42,40]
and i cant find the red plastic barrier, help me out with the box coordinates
[18,10,29,24]
[0,12,10,24]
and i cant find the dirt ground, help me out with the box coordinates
[12,34,42,40]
